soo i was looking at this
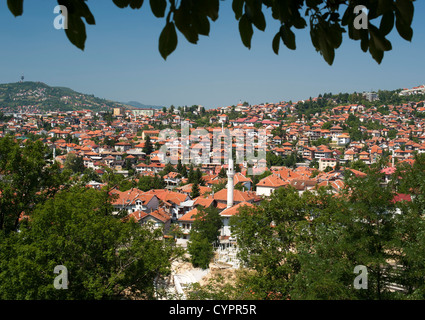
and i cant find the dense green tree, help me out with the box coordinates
[177,161,188,178]
[190,182,201,199]
[103,111,113,125]
[187,165,195,183]
[218,167,227,179]
[118,179,134,192]
[311,137,331,147]
[391,154,425,298]
[309,159,319,169]
[230,186,315,299]
[0,112,12,122]
[143,136,154,155]
[0,136,69,233]
[138,175,155,192]
[152,174,166,189]
[187,206,223,269]
[266,151,285,167]
[321,122,332,130]
[195,168,205,186]
[292,165,401,299]
[323,165,333,172]
[137,174,166,191]
[63,153,85,174]
[292,218,358,299]
[193,159,425,300]
[192,206,223,246]
[350,159,368,172]
[81,167,102,183]
[103,137,116,147]
[0,186,183,299]
[159,162,175,177]
[102,167,125,191]
[249,169,272,187]
[187,232,214,269]
[283,152,300,168]
[211,179,227,194]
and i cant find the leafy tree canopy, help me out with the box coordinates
[0,186,182,299]
[7,0,416,64]
[0,136,69,234]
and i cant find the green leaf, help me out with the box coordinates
[369,37,384,64]
[369,25,392,51]
[57,0,96,25]
[130,0,144,9]
[253,11,266,31]
[318,33,334,65]
[280,25,296,50]
[395,0,414,24]
[272,31,280,55]
[204,0,219,21]
[7,0,23,16]
[180,27,199,44]
[270,1,281,21]
[360,34,369,52]
[150,0,166,17]
[245,0,265,31]
[379,11,395,36]
[394,0,414,41]
[306,0,322,9]
[193,14,211,36]
[395,13,413,41]
[327,24,343,49]
[174,6,199,44]
[293,16,307,29]
[113,0,144,9]
[113,0,130,8]
[341,5,352,26]
[158,22,178,60]
[310,26,320,51]
[65,15,87,50]
[239,14,253,49]
[348,22,362,41]
[57,0,96,50]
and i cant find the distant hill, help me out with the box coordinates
[0,81,133,113]
[125,101,164,109]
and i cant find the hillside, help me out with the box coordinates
[125,100,164,109]
[0,81,132,113]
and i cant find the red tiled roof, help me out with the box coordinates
[392,193,411,203]
[219,201,254,217]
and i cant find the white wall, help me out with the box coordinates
[256,186,274,197]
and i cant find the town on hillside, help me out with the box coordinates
[1,86,425,242]
[1,84,425,299]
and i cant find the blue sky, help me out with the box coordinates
[0,1,424,109]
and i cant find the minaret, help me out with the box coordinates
[227,158,235,208]
[391,150,395,167]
